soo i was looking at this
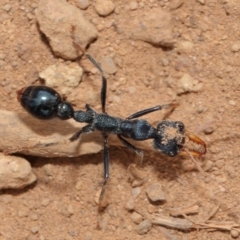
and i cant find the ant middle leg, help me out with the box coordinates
[71,26,107,114]
[85,54,107,114]
[98,133,110,210]
[126,103,179,120]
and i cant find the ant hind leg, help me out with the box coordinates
[118,135,144,166]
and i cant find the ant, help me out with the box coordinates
[17,54,206,209]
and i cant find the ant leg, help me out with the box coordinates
[126,103,179,120]
[71,25,85,55]
[118,135,143,165]
[29,124,93,149]
[98,133,110,209]
[69,125,93,142]
[86,54,107,113]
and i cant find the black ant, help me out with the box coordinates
[17,55,206,209]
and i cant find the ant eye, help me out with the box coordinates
[176,121,185,132]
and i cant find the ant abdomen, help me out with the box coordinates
[17,86,73,120]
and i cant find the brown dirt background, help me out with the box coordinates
[0,0,240,239]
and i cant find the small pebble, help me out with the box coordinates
[31,226,39,234]
[132,187,141,199]
[130,211,143,224]
[161,58,169,67]
[177,41,194,54]
[231,229,240,238]
[100,56,117,74]
[146,183,166,202]
[18,207,29,218]
[74,0,90,10]
[137,219,152,235]
[202,160,213,171]
[228,100,236,106]
[42,164,54,176]
[31,213,39,221]
[41,198,50,207]
[176,73,194,94]
[125,198,135,211]
[60,204,74,217]
[231,43,240,52]
[129,1,138,10]
[67,204,74,215]
[215,160,225,169]
[169,0,184,10]
[197,104,204,113]
[95,0,115,16]
[203,127,214,134]
[196,0,205,4]
[3,4,12,12]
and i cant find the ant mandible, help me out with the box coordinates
[17,55,206,209]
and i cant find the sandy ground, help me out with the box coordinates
[0,0,240,239]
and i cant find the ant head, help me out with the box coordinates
[153,120,185,157]
[57,102,74,120]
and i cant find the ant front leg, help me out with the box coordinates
[126,103,179,120]
[69,125,93,141]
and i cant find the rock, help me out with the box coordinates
[130,211,143,224]
[203,126,214,135]
[42,164,54,176]
[100,56,117,74]
[95,0,115,16]
[196,0,205,4]
[39,62,83,95]
[59,204,74,217]
[169,0,184,10]
[120,8,174,47]
[231,43,240,52]
[132,187,141,199]
[3,4,12,12]
[176,73,194,94]
[228,99,236,106]
[129,1,138,10]
[125,198,135,211]
[137,219,152,235]
[41,198,51,207]
[177,41,194,54]
[0,154,36,190]
[36,0,98,59]
[31,226,39,234]
[231,229,240,238]
[73,0,90,10]
[146,183,166,202]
